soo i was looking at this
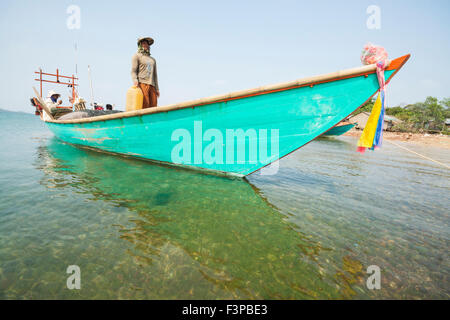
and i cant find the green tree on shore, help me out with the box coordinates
[352,98,375,116]
[388,97,448,133]
[352,96,449,134]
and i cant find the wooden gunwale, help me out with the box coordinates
[47,55,410,125]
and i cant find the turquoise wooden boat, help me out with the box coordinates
[41,55,410,177]
[322,123,355,136]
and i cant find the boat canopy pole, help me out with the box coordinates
[74,42,78,75]
[88,65,94,106]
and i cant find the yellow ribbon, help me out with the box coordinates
[357,93,382,148]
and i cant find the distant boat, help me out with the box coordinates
[322,123,355,136]
[34,54,410,177]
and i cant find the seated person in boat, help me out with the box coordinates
[93,103,104,111]
[45,90,62,107]
[41,90,62,121]
[131,36,159,108]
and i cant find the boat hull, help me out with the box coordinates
[46,66,401,176]
[323,123,355,136]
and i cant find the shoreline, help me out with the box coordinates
[343,129,450,149]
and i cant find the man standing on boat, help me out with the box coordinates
[131,37,159,108]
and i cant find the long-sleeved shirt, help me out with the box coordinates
[131,52,159,92]
[41,97,59,121]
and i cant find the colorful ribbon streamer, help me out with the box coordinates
[357,61,387,153]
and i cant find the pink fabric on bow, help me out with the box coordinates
[361,43,388,65]
[376,60,386,91]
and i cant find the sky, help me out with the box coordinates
[0,0,449,113]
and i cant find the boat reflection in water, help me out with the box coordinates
[35,138,363,299]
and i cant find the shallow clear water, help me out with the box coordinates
[0,109,448,299]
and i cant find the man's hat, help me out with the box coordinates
[137,37,154,46]
[47,90,60,98]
